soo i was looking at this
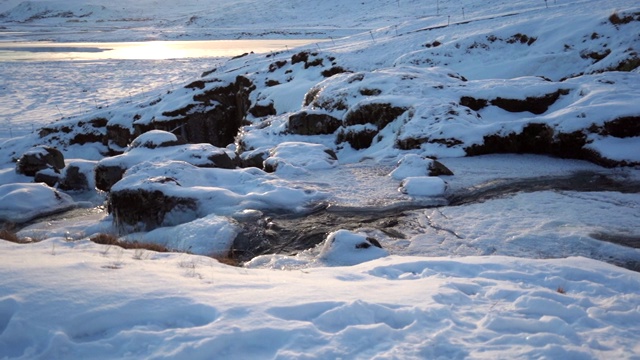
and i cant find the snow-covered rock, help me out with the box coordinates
[318,230,388,266]
[0,183,74,223]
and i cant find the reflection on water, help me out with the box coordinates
[0,39,325,61]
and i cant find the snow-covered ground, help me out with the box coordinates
[1,0,640,358]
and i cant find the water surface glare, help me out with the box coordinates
[0,39,325,61]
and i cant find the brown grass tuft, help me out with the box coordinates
[212,251,241,267]
[556,286,566,294]
[0,224,32,244]
[90,233,170,253]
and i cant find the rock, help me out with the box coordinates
[95,164,127,192]
[461,89,570,115]
[16,146,65,176]
[34,169,60,187]
[95,136,238,191]
[263,142,337,174]
[239,149,270,169]
[249,102,276,118]
[287,111,341,135]
[336,128,378,150]
[430,160,454,176]
[400,176,447,197]
[318,230,388,266]
[0,183,75,224]
[390,154,454,180]
[129,130,185,149]
[344,103,408,129]
[134,75,254,147]
[58,160,97,191]
[109,186,198,231]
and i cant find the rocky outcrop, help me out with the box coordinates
[335,103,408,149]
[135,76,254,148]
[460,89,569,115]
[464,123,596,163]
[343,103,408,128]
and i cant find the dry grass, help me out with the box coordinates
[90,233,170,253]
[556,286,566,294]
[212,252,241,267]
[0,225,32,244]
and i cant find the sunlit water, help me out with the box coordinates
[0,39,325,61]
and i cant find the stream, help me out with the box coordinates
[231,171,640,271]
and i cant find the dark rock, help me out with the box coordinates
[460,96,488,111]
[240,149,270,169]
[287,111,342,135]
[429,160,455,176]
[336,128,378,150]
[344,103,408,129]
[365,237,383,248]
[109,187,198,231]
[463,123,620,164]
[16,146,65,176]
[34,170,59,187]
[359,88,382,96]
[69,131,104,146]
[268,60,287,72]
[95,164,126,192]
[321,66,348,78]
[106,124,133,150]
[265,79,281,87]
[600,116,640,138]
[207,151,237,169]
[490,89,569,115]
[58,164,90,191]
[249,102,277,118]
[135,76,254,148]
[291,51,310,65]
[185,80,206,89]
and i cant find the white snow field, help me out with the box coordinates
[1,0,640,358]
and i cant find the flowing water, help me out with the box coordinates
[231,171,640,270]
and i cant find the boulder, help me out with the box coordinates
[16,146,65,176]
[287,111,341,135]
[34,168,60,187]
[58,160,97,191]
[318,230,388,266]
[129,130,185,149]
[109,186,198,231]
[95,164,127,192]
[390,154,454,180]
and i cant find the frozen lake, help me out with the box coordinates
[0,39,324,61]
[0,38,326,139]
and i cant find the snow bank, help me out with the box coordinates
[1,239,639,359]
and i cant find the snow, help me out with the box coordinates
[399,176,447,197]
[1,240,639,358]
[0,182,75,223]
[1,0,640,358]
